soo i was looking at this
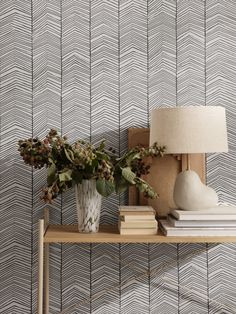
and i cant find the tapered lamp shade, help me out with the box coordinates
[150,106,228,211]
[150,106,228,154]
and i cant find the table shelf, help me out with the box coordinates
[44,224,236,244]
[38,208,236,314]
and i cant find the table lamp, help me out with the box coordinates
[150,106,228,211]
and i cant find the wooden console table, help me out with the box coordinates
[38,209,236,314]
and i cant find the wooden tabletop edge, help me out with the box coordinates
[43,224,236,243]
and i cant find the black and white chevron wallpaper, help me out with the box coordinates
[1,0,236,313]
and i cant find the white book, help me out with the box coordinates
[160,219,236,236]
[171,206,236,221]
[119,219,157,229]
[120,213,156,222]
[119,228,158,235]
[168,215,236,228]
[119,206,154,212]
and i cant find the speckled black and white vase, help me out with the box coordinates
[75,180,102,233]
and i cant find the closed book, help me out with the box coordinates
[168,214,236,228]
[171,206,236,221]
[160,219,236,236]
[119,206,155,213]
[119,228,158,235]
[119,219,157,229]
[120,214,155,222]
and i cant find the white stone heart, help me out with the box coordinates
[173,170,218,211]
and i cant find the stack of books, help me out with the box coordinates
[159,206,236,236]
[118,206,158,235]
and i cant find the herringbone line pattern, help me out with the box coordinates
[149,0,176,111]
[0,1,32,313]
[176,0,205,107]
[121,244,149,314]
[90,0,119,225]
[206,3,236,310]
[150,244,178,314]
[208,243,236,314]
[32,0,62,312]
[61,1,91,312]
[61,244,90,314]
[178,244,208,314]
[91,244,120,314]
[120,0,148,155]
[1,0,236,313]
[58,244,236,314]
[61,0,91,145]
[206,0,236,204]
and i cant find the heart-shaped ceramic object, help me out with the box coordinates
[173,170,218,211]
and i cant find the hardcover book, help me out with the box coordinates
[119,219,157,229]
[120,214,155,222]
[171,206,236,221]
[119,205,155,213]
[119,228,158,235]
[168,214,236,228]
[160,219,236,236]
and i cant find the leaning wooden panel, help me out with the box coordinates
[128,128,149,206]
[181,153,206,184]
[146,155,181,216]
[128,128,206,216]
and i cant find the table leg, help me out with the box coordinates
[44,208,50,314]
[44,243,49,314]
[38,219,44,314]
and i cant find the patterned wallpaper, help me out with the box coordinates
[1,0,236,313]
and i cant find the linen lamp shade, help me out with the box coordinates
[150,106,228,154]
[149,106,228,211]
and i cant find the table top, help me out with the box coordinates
[43,224,236,243]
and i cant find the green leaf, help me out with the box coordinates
[96,179,115,197]
[98,140,105,151]
[121,167,136,184]
[64,148,74,163]
[136,182,145,193]
[91,159,99,168]
[59,169,73,182]
[125,152,141,166]
[96,151,109,161]
[115,176,128,194]
[48,157,54,164]
[47,163,56,185]
[135,178,158,199]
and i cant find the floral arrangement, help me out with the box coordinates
[18,129,165,203]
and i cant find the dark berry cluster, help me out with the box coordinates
[18,137,50,169]
[131,159,151,177]
[97,159,114,181]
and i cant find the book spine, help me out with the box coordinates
[160,220,236,236]
[120,210,155,216]
[165,229,236,236]
[119,220,157,229]
[168,215,236,228]
[119,228,158,235]
[120,215,155,222]
[172,213,236,221]
[118,206,154,211]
